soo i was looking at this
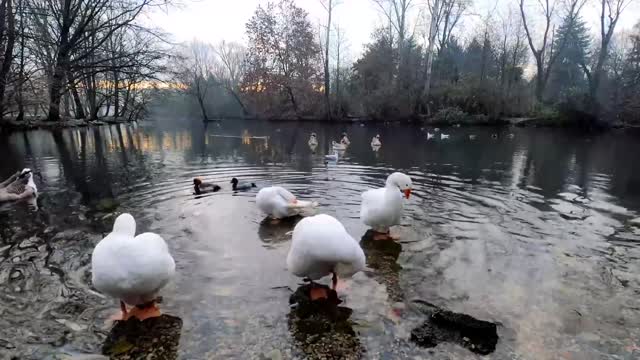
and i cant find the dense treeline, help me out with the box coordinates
[0,0,170,125]
[177,0,640,127]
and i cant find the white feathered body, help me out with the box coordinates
[360,187,404,232]
[92,231,175,305]
[256,186,317,219]
[287,214,365,280]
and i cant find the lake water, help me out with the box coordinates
[0,120,639,359]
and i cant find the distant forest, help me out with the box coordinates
[0,0,638,127]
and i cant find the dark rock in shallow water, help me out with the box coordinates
[102,314,182,360]
[410,301,499,355]
[288,283,363,359]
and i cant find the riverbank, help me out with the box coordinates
[0,116,132,131]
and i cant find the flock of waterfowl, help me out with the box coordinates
[1,128,514,323]
[86,131,414,321]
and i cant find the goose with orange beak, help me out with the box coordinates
[360,172,412,240]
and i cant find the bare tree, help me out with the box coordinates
[372,0,414,48]
[0,0,15,118]
[421,0,441,110]
[213,40,249,116]
[580,0,634,113]
[178,40,215,121]
[318,0,340,120]
[519,0,585,101]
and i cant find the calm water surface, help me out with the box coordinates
[0,120,639,359]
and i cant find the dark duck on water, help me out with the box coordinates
[231,177,257,191]
[193,178,221,195]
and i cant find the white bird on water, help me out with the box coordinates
[91,213,175,321]
[427,132,435,140]
[440,133,450,140]
[287,214,365,300]
[325,151,339,162]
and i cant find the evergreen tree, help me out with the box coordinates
[548,15,591,100]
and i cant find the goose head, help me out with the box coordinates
[112,213,136,237]
[386,172,412,199]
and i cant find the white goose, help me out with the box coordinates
[440,133,450,140]
[91,213,175,321]
[427,132,435,140]
[308,133,318,147]
[287,214,365,300]
[332,141,347,150]
[256,186,318,220]
[360,172,412,240]
[371,134,382,147]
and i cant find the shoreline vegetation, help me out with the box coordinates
[0,0,638,134]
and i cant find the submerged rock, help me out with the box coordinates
[102,314,182,360]
[410,300,499,355]
[288,284,363,359]
[95,198,120,212]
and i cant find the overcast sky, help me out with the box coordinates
[148,0,639,60]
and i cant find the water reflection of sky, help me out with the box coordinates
[0,122,639,359]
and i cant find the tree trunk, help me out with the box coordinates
[422,0,440,113]
[15,0,24,121]
[48,51,69,121]
[113,70,119,118]
[0,0,15,119]
[67,71,85,119]
[324,0,332,121]
[197,95,208,121]
[229,88,249,116]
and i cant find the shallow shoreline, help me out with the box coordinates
[0,117,132,131]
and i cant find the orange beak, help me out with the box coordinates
[403,189,411,199]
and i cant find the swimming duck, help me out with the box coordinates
[469,134,477,140]
[287,214,366,300]
[256,186,318,221]
[371,134,381,147]
[340,133,350,146]
[440,133,450,140]
[427,132,435,140]
[360,172,412,240]
[91,213,175,321]
[332,141,347,150]
[231,177,257,191]
[193,178,221,195]
[324,151,339,162]
[434,128,440,132]
[308,133,318,147]
[0,168,37,202]
[508,133,515,139]
[491,134,498,139]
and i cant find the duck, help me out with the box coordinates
[0,168,37,202]
[325,151,339,162]
[91,213,175,321]
[231,177,257,191]
[440,133,450,140]
[508,133,515,139]
[331,141,347,150]
[256,186,318,221]
[434,128,440,132]
[360,172,412,240]
[491,133,498,139]
[371,134,382,147]
[340,133,350,146]
[193,178,221,195]
[427,132,435,140]
[469,134,477,140]
[308,133,318,147]
[287,214,365,300]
